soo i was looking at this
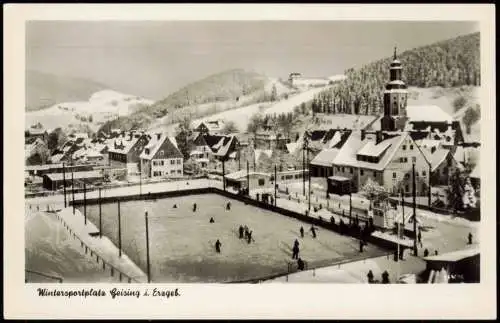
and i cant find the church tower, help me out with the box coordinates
[380,47,408,132]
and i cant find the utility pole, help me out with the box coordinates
[83,183,87,225]
[274,164,277,206]
[412,163,418,256]
[401,190,405,226]
[145,211,151,283]
[71,170,75,214]
[308,150,311,213]
[428,163,432,207]
[62,163,67,208]
[246,160,250,196]
[302,136,306,196]
[222,159,226,191]
[238,143,241,171]
[98,188,102,238]
[349,190,352,225]
[118,200,122,257]
[139,171,142,197]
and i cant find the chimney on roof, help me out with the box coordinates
[156,133,161,140]
[431,146,436,154]
[129,132,133,141]
[376,131,383,145]
[361,129,366,141]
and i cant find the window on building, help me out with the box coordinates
[281,176,285,180]
[170,160,175,165]
[177,159,181,165]
[350,168,353,174]
[258,178,265,186]
[423,170,426,176]
[393,172,396,179]
[412,156,416,163]
[405,173,409,179]
[342,167,345,172]
[360,169,364,176]
[171,170,175,174]
[405,184,409,192]
[177,170,182,174]
[410,145,414,150]
[402,145,407,150]
[159,150,164,157]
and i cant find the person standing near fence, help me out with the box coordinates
[367,270,374,283]
[297,257,305,271]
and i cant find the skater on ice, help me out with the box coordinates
[209,217,215,223]
[238,225,244,239]
[193,203,197,212]
[215,239,222,253]
[299,226,304,238]
[310,225,317,238]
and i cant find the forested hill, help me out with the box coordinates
[138,68,268,118]
[98,68,269,133]
[311,32,480,116]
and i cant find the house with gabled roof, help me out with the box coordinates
[140,133,183,178]
[329,129,431,195]
[108,130,150,175]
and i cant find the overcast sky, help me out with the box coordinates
[26,21,479,100]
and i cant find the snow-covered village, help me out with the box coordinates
[24,21,482,286]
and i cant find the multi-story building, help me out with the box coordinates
[108,131,150,175]
[140,133,183,178]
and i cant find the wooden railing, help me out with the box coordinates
[25,270,63,283]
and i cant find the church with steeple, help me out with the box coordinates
[380,47,409,132]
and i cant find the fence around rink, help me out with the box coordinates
[69,186,409,255]
[52,210,144,283]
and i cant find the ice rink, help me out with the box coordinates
[80,193,387,283]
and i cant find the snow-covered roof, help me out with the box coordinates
[357,140,392,157]
[224,170,270,180]
[311,148,340,167]
[140,134,182,160]
[45,170,103,181]
[108,132,144,154]
[469,164,480,179]
[407,105,452,123]
[328,175,350,181]
[332,131,407,171]
[424,247,479,262]
[422,147,451,171]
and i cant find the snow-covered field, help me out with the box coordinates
[80,193,386,283]
[150,85,332,135]
[25,211,119,283]
[26,89,154,131]
[264,85,334,115]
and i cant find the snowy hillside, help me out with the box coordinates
[26,90,154,132]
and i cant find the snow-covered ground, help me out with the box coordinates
[150,85,332,135]
[264,85,334,115]
[26,89,154,131]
